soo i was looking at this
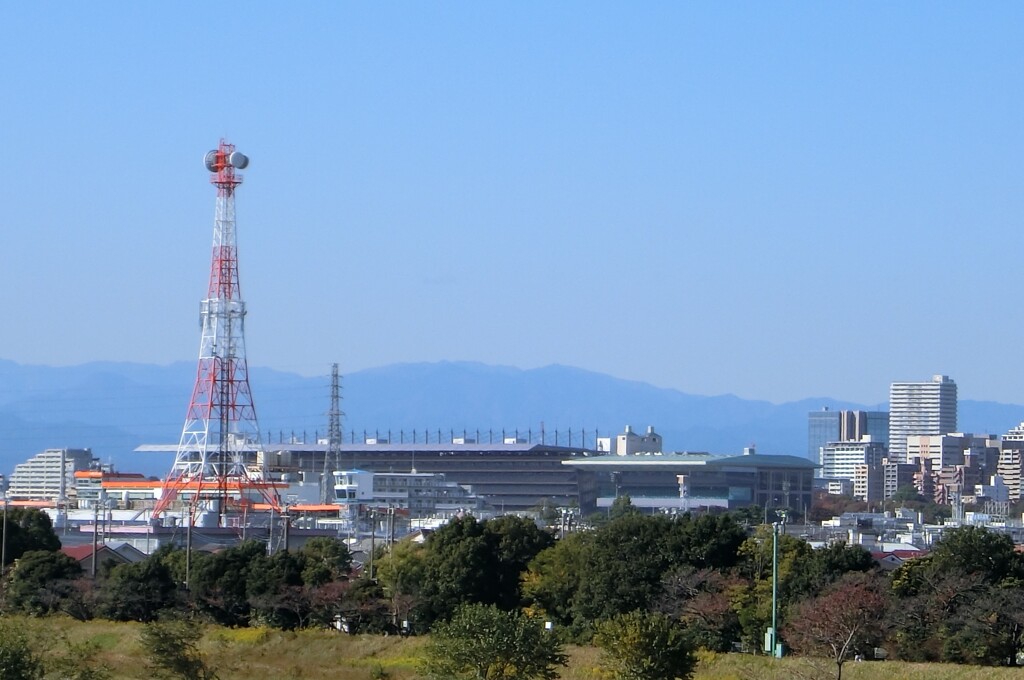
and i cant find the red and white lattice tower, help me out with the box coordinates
[154,140,280,519]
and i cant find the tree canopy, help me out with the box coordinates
[420,603,566,680]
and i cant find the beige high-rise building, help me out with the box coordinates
[999,422,1024,500]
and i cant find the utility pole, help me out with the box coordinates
[282,506,291,552]
[185,500,194,590]
[1,494,8,572]
[369,509,376,580]
[91,501,99,580]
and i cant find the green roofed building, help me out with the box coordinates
[563,446,817,516]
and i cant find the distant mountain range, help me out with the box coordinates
[0,359,1022,478]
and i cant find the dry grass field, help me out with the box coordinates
[16,617,1024,680]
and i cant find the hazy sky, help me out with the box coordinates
[1,4,1022,406]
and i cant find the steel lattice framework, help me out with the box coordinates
[154,140,280,519]
[321,363,344,502]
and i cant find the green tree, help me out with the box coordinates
[0,620,44,680]
[189,540,266,626]
[416,516,496,623]
[608,494,640,519]
[524,512,745,637]
[887,561,989,662]
[928,525,1021,584]
[1,508,61,566]
[246,550,305,629]
[4,549,82,615]
[98,558,179,622]
[594,610,697,680]
[890,485,925,503]
[298,536,352,587]
[140,620,217,680]
[485,515,554,610]
[664,513,746,571]
[522,531,593,631]
[374,539,427,630]
[413,515,553,625]
[45,639,112,680]
[731,526,813,652]
[420,603,566,680]
[151,544,189,586]
[786,541,875,601]
[939,583,1024,666]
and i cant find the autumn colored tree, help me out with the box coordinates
[887,526,1024,664]
[657,566,742,652]
[784,573,888,680]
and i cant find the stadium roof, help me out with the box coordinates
[563,451,818,469]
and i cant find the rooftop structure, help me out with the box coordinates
[596,425,662,455]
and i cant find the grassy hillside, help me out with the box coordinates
[13,617,1022,680]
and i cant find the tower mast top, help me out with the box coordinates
[203,139,249,193]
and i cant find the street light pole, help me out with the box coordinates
[769,509,789,659]
[770,520,779,657]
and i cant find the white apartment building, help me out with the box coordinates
[8,448,94,501]
[820,438,887,481]
[889,375,957,464]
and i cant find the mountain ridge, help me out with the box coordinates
[0,359,1021,477]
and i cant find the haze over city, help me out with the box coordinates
[1,4,1022,406]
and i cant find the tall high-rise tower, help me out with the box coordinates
[154,141,279,519]
[888,375,957,464]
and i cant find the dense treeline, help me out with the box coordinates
[4,504,1024,674]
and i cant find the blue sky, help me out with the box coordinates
[0,3,1022,405]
